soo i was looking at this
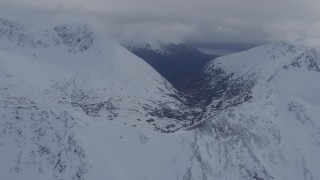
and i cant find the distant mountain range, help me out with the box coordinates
[124,41,217,87]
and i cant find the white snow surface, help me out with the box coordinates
[0,18,320,180]
[0,19,194,180]
[0,18,193,132]
[201,42,320,180]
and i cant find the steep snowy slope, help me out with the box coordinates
[200,43,319,109]
[183,43,320,180]
[0,18,204,179]
[0,19,199,132]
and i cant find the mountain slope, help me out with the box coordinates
[184,42,320,180]
[0,19,200,179]
[0,19,200,132]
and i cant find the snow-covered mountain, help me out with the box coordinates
[1,18,320,180]
[184,42,320,179]
[0,19,201,179]
[0,19,200,133]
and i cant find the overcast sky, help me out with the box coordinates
[1,0,320,51]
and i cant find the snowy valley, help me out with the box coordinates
[0,19,320,180]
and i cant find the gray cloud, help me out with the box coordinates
[1,0,320,50]
[266,21,320,48]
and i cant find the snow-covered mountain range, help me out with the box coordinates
[0,19,319,180]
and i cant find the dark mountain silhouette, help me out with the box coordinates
[125,42,217,88]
